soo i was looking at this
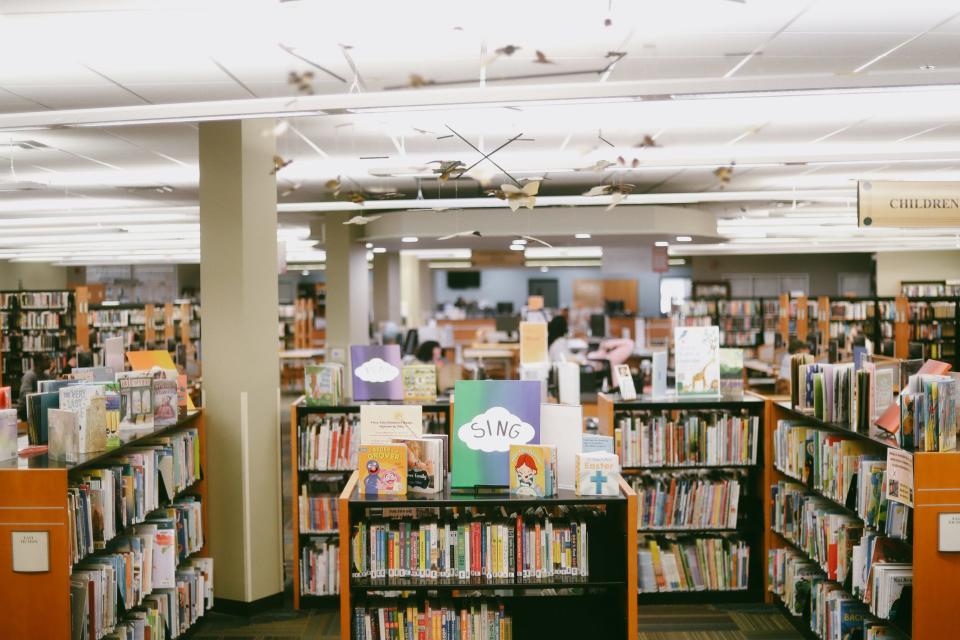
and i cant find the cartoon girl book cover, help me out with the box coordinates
[358,444,408,496]
[509,445,545,497]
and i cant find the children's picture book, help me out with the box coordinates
[304,363,344,406]
[59,384,108,453]
[581,434,614,454]
[652,350,668,397]
[48,408,79,462]
[519,321,548,366]
[674,326,720,396]
[153,379,179,427]
[451,380,541,489]
[116,372,154,429]
[509,444,546,497]
[719,348,745,395]
[575,451,620,496]
[539,403,583,490]
[402,363,437,404]
[359,404,423,445]
[71,367,115,383]
[615,364,637,401]
[358,443,407,496]
[0,409,16,461]
[394,437,443,494]
[350,344,403,401]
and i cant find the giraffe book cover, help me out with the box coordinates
[575,452,620,496]
[674,326,721,396]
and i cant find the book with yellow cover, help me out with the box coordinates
[358,443,407,496]
[509,444,547,497]
[402,364,437,404]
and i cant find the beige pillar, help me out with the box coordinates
[373,251,402,327]
[418,258,435,322]
[324,213,370,395]
[199,119,282,605]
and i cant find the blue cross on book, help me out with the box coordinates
[590,469,608,494]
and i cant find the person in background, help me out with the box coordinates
[415,340,444,367]
[18,353,52,421]
[547,315,573,362]
[777,338,811,394]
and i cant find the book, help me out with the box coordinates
[509,444,547,497]
[59,384,107,454]
[0,386,11,409]
[519,321,548,365]
[615,364,637,401]
[304,363,344,406]
[539,403,582,490]
[350,344,403,401]
[719,348,744,395]
[401,363,437,404]
[451,380,541,489]
[48,408,79,462]
[616,412,758,467]
[116,372,154,429]
[71,367,115,383]
[575,452,620,496]
[0,408,16,460]
[394,437,443,494]
[26,391,58,445]
[581,434,614,454]
[358,443,407,496]
[359,404,423,445]
[674,326,720,396]
[633,473,741,530]
[152,379,179,427]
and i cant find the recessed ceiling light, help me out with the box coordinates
[920,64,936,71]
[509,244,525,251]
[676,236,693,242]
[655,241,669,247]
[575,233,591,239]
[668,258,686,266]
[401,236,418,243]
[365,242,373,249]
[372,247,387,253]
[512,239,527,245]
[540,266,549,273]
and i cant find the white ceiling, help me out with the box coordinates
[2,0,960,264]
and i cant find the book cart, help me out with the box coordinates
[598,392,767,603]
[336,471,638,639]
[0,410,208,639]
[763,401,960,639]
[290,398,453,609]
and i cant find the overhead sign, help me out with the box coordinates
[859,180,960,228]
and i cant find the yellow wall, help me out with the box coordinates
[875,250,960,296]
[0,262,68,290]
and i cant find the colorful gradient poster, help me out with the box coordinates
[452,380,541,489]
[351,344,403,401]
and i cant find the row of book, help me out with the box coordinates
[68,428,201,564]
[2,290,71,309]
[21,333,74,351]
[300,538,340,596]
[350,509,591,582]
[297,414,359,471]
[615,413,759,468]
[909,300,955,319]
[352,601,513,640]
[72,555,213,640]
[831,301,871,321]
[298,490,339,533]
[852,531,912,619]
[790,358,875,430]
[909,322,953,340]
[631,473,742,530]
[900,373,957,451]
[718,299,761,316]
[91,309,135,327]
[18,310,67,328]
[637,536,749,593]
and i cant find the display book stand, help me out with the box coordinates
[0,410,208,639]
[290,397,453,609]
[335,471,637,640]
[598,391,767,602]
[763,401,960,640]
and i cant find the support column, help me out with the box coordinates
[199,119,282,606]
[373,251,402,327]
[401,255,435,329]
[324,213,370,396]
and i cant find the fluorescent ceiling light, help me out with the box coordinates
[401,236,418,243]
[365,242,373,248]
[512,239,527,245]
[655,241,669,247]
[574,233,591,239]
[676,236,693,242]
[509,244,525,251]
[69,110,320,128]
[668,258,686,266]
[372,247,387,254]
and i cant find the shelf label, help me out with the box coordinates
[11,531,49,573]
[939,513,960,552]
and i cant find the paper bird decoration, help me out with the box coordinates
[342,191,366,205]
[429,160,467,182]
[576,159,615,172]
[438,230,482,240]
[280,182,302,197]
[343,214,381,225]
[583,183,635,210]
[324,177,341,195]
[533,50,554,64]
[270,155,293,175]
[714,163,735,188]
[409,74,435,88]
[617,156,640,168]
[636,135,660,148]
[463,163,499,187]
[288,71,315,95]
[521,235,553,248]
[501,181,540,212]
[495,45,521,56]
[606,51,626,59]
[604,18,613,27]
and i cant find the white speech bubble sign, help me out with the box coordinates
[355,357,400,383]
[457,406,536,453]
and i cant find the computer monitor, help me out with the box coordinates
[604,299,625,316]
[495,314,521,336]
[496,302,514,314]
[589,314,607,338]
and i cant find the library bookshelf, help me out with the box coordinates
[0,410,207,639]
[598,392,767,602]
[763,400,960,639]
[290,398,453,610]
[336,471,638,640]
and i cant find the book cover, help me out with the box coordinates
[0,408,16,461]
[395,437,443,494]
[305,363,343,406]
[358,444,407,495]
[359,404,423,445]
[539,403,582,490]
[0,386,11,409]
[719,348,744,395]
[58,384,107,453]
[519,321,548,366]
[116,372,154,429]
[615,364,637,401]
[71,367,115,383]
[153,379,179,427]
[509,444,547,497]
[451,380,541,489]
[350,344,403,401]
[48,408,79,462]
[674,326,720,396]
[402,364,437,404]
[581,434,614,454]
[575,452,620,496]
